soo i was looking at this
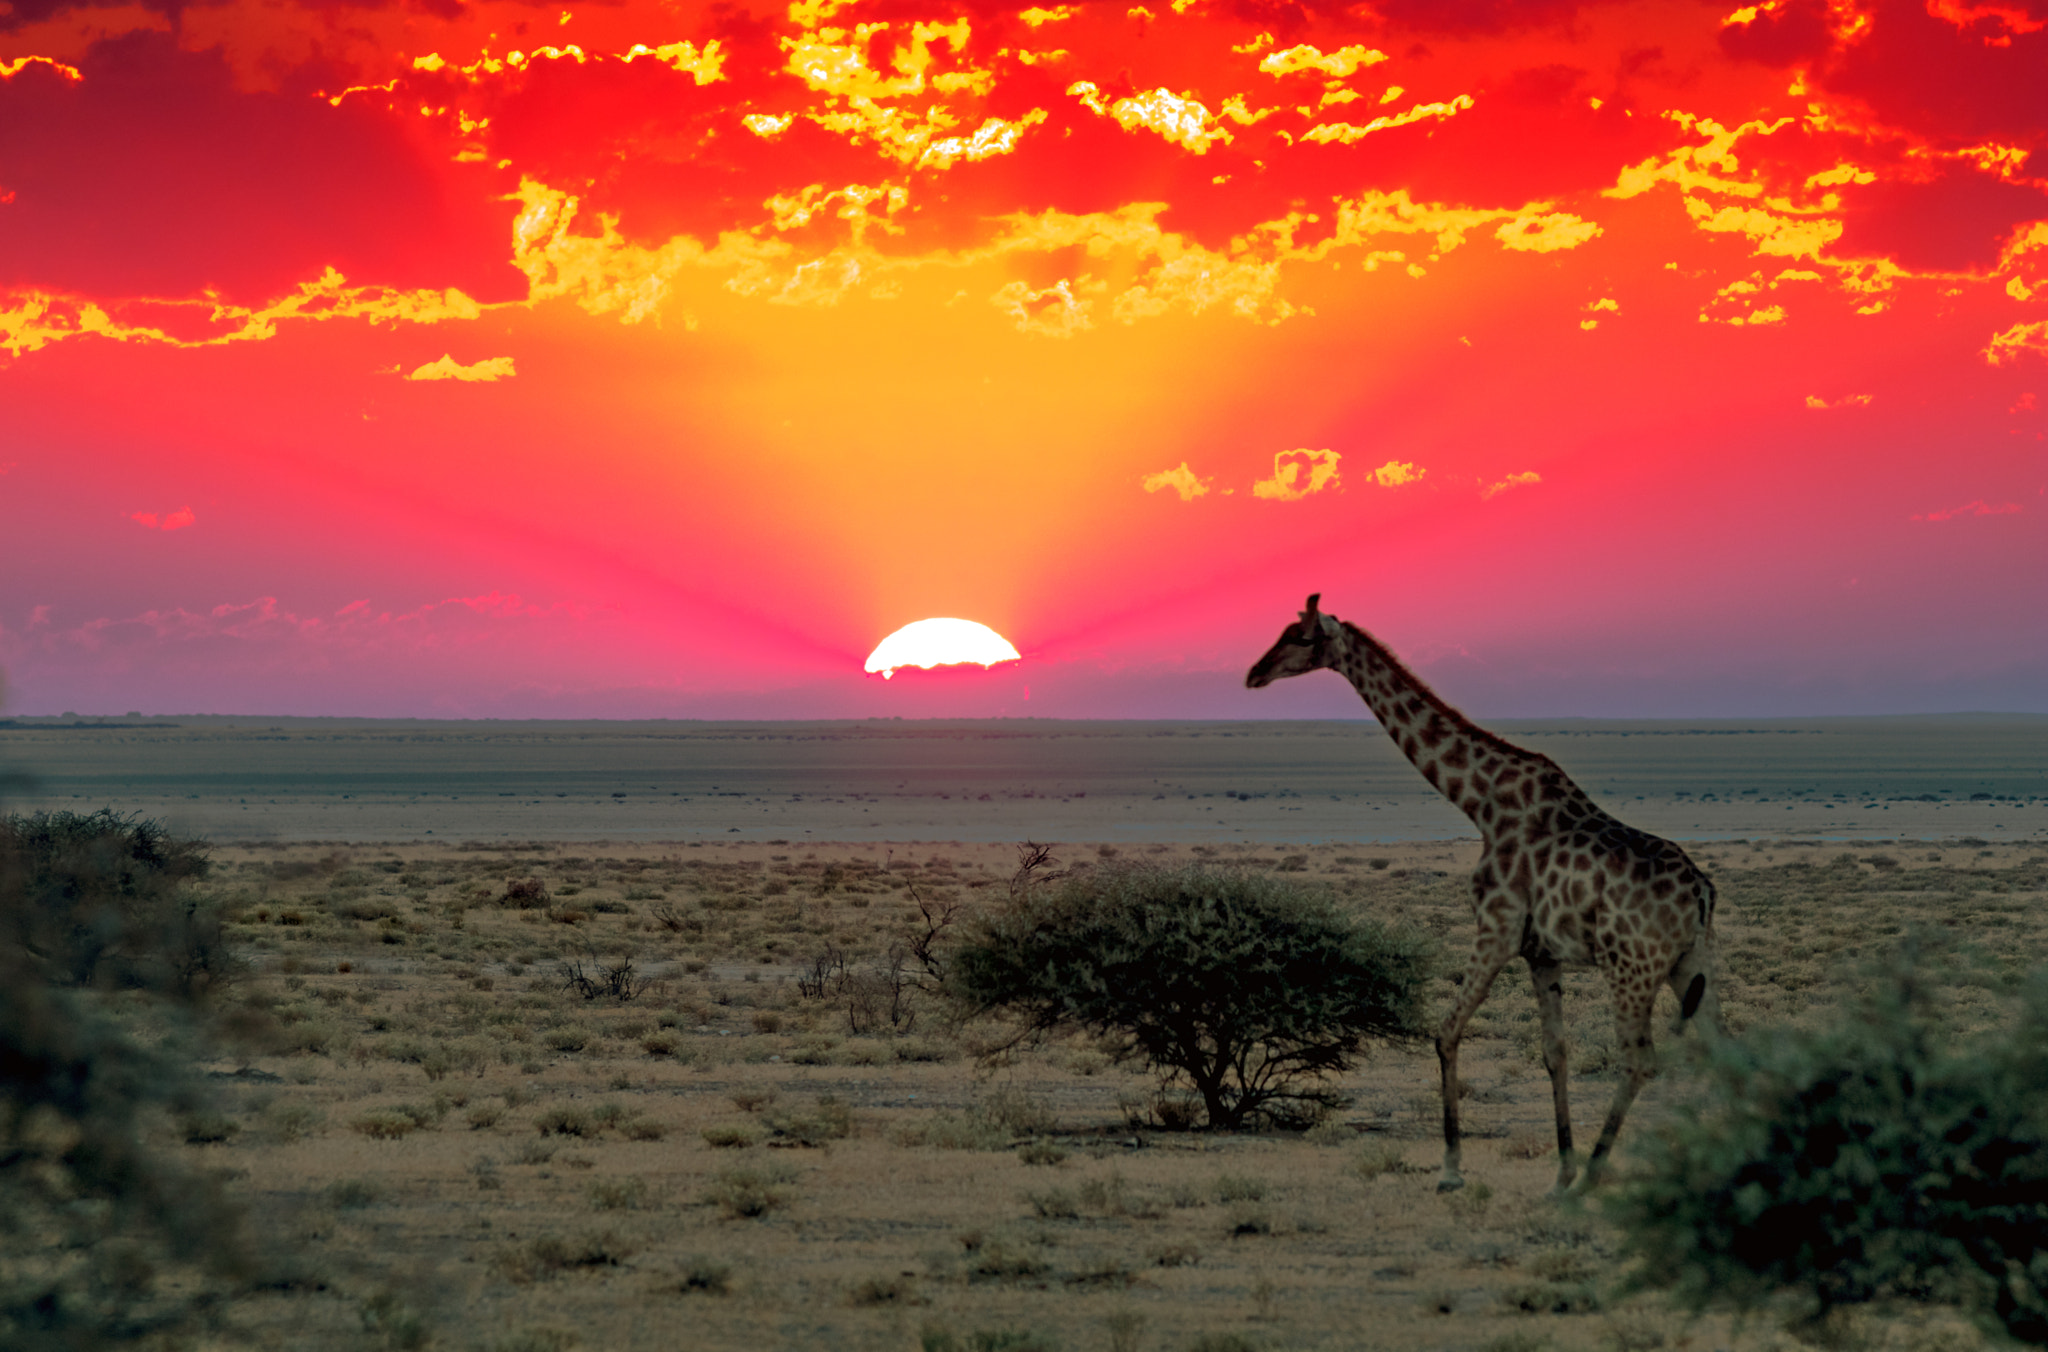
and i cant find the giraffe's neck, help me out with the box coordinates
[1327,621,1546,830]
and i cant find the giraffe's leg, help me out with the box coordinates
[1529,957,1576,1194]
[1577,972,1659,1190]
[1435,941,1513,1194]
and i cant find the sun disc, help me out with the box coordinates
[864,618,1021,679]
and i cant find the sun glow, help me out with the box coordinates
[864,618,1021,679]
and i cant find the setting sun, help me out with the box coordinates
[864,619,1021,680]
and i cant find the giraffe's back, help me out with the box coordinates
[1502,805,1714,974]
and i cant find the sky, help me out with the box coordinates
[0,0,2043,721]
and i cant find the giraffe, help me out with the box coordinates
[1246,594,1718,1193]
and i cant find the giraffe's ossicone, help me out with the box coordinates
[1248,593,1720,1194]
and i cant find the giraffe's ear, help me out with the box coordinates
[1299,592,1321,624]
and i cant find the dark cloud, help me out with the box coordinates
[1823,0,2048,147]
[1717,0,1833,68]
[1837,165,2048,273]
[0,31,523,303]
[1363,0,1603,36]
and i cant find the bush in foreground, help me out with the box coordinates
[946,863,1435,1129]
[1613,948,2048,1342]
[1,810,254,1347]
[1,808,229,996]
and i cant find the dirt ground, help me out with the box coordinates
[133,834,2048,1352]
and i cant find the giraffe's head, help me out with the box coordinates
[1245,593,1341,688]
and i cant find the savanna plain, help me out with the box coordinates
[7,717,2048,1352]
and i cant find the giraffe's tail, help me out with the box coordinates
[1669,904,1722,1040]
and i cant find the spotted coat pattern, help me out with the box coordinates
[1247,596,1718,1193]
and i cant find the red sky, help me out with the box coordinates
[1,0,2043,719]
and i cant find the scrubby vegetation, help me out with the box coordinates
[3,821,2044,1351]
[1617,943,2048,1343]
[0,811,252,1348]
[948,860,1437,1128]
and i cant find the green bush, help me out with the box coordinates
[1,810,255,1345]
[947,864,1434,1129]
[1,809,229,997]
[1614,951,2048,1342]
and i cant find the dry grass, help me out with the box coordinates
[153,837,2045,1350]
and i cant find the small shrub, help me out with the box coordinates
[1616,950,2048,1342]
[588,1176,649,1211]
[495,1231,635,1283]
[1213,1174,1267,1203]
[948,864,1434,1128]
[622,1117,667,1141]
[500,877,551,908]
[1017,1140,1068,1166]
[1187,1335,1260,1352]
[1025,1188,1080,1219]
[764,1095,852,1147]
[181,1111,240,1144]
[675,1256,732,1294]
[352,1111,417,1140]
[468,1104,505,1130]
[268,1101,326,1142]
[701,1125,754,1149]
[534,1106,595,1137]
[849,1274,921,1306]
[705,1164,796,1218]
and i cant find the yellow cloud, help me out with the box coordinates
[1496,211,1602,253]
[1253,448,1341,500]
[1804,393,1872,409]
[1300,95,1473,146]
[919,111,1050,171]
[0,55,83,81]
[1069,82,1233,153]
[1369,459,1425,487]
[1019,5,1076,24]
[404,354,516,381]
[1986,320,2048,365]
[992,279,1093,336]
[1682,198,1842,260]
[1481,471,1540,500]
[1141,462,1213,500]
[621,40,726,82]
[1255,43,1389,78]
[0,270,483,360]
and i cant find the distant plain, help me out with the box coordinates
[4,714,2045,844]
[5,714,2046,1350]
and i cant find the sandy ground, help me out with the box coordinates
[5,714,2045,844]
[119,836,2046,1352]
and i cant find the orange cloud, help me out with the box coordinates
[1,270,485,360]
[1252,448,1341,500]
[1369,459,1426,488]
[404,354,517,382]
[1141,462,1213,501]
[1986,321,2048,365]
[1481,471,1541,500]
[1911,500,2023,521]
[130,507,196,531]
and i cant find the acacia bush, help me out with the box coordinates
[1614,949,2048,1342]
[946,863,1435,1129]
[1,809,229,996]
[1,809,257,1347]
